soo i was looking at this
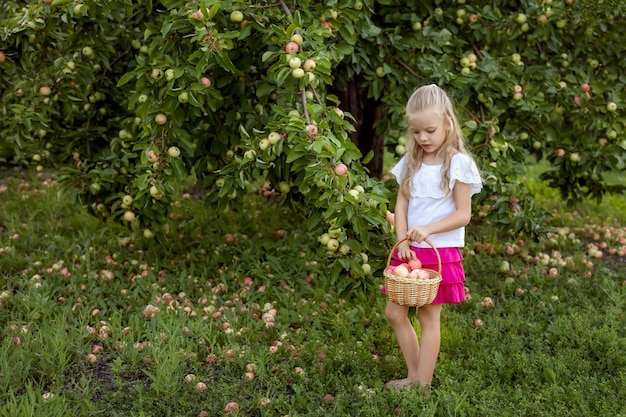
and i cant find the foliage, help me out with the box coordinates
[1,0,625,280]
[1,172,625,416]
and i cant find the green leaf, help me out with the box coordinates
[116,72,136,87]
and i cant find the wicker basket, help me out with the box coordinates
[384,238,442,307]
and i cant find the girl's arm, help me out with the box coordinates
[394,190,416,260]
[406,182,472,243]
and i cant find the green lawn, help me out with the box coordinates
[1,168,625,416]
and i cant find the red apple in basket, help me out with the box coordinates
[408,259,422,270]
[393,265,410,278]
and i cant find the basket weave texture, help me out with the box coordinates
[383,238,442,307]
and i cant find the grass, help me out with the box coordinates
[1,167,625,417]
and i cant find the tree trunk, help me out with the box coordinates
[332,75,385,178]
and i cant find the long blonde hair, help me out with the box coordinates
[399,84,475,197]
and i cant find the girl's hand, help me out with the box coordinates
[407,226,431,244]
[395,240,416,261]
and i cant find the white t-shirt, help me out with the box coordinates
[390,153,482,248]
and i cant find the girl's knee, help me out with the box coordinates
[417,305,442,328]
[385,302,407,325]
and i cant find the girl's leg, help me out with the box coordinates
[384,300,420,387]
[414,303,442,387]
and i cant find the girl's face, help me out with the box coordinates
[408,107,449,162]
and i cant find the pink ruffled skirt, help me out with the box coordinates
[381,246,466,305]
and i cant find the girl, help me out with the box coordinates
[385,84,482,390]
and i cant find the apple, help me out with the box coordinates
[288,57,302,69]
[201,77,211,88]
[328,228,342,238]
[303,59,316,71]
[375,66,385,77]
[537,14,548,25]
[268,132,281,144]
[511,53,521,64]
[515,14,527,24]
[305,124,318,138]
[607,102,617,112]
[408,259,422,270]
[285,41,299,53]
[606,130,617,140]
[165,68,175,81]
[149,185,162,198]
[244,149,256,160]
[224,402,240,414]
[123,211,135,222]
[82,46,94,58]
[354,1,363,11]
[191,10,203,20]
[318,233,331,245]
[556,148,565,157]
[155,113,167,125]
[412,21,422,31]
[122,195,133,206]
[569,153,580,163]
[461,67,471,76]
[291,68,305,79]
[147,148,158,162]
[514,84,523,94]
[230,11,244,23]
[395,144,406,155]
[589,59,599,69]
[258,139,270,151]
[334,163,348,176]
[39,86,52,96]
[580,83,590,93]
[327,238,339,251]
[178,92,189,103]
[393,265,409,278]
[290,33,303,45]
[0,51,6,62]
[150,69,163,80]
[348,189,360,199]
[333,108,344,119]
[168,146,180,158]
[278,181,290,193]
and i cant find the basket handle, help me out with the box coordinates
[386,237,442,275]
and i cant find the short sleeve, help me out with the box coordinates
[450,154,482,196]
[390,156,407,184]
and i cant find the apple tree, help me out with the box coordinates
[1,0,625,289]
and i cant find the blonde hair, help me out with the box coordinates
[399,84,475,197]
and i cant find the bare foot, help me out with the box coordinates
[385,379,431,398]
[384,378,415,389]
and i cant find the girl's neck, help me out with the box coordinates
[421,154,443,165]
